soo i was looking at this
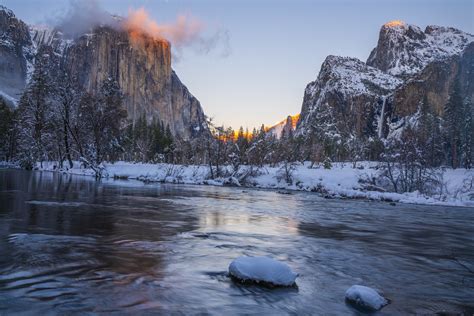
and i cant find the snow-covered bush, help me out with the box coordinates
[323,157,332,169]
[276,161,297,184]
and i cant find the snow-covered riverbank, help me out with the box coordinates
[34,161,474,207]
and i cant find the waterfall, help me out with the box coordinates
[378,96,387,138]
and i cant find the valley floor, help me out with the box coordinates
[34,161,474,208]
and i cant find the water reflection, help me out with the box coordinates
[0,169,473,315]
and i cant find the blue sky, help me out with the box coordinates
[2,0,473,129]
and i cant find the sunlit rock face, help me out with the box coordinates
[65,28,172,125]
[268,114,300,139]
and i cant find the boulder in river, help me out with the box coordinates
[229,256,298,287]
[345,285,389,311]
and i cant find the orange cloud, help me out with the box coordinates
[124,8,204,47]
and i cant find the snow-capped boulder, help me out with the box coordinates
[345,285,389,311]
[228,256,298,287]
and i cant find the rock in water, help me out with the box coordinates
[345,285,388,311]
[228,256,298,287]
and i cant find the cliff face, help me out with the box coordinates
[65,28,171,122]
[0,6,34,106]
[63,27,207,138]
[0,7,207,139]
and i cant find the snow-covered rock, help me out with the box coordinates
[228,256,298,287]
[345,285,388,311]
[305,56,402,98]
[367,20,474,78]
[296,55,401,140]
[267,114,300,139]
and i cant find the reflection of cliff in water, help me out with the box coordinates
[0,169,200,277]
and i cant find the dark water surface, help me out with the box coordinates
[0,169,473,315]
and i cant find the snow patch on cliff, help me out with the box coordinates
[306,56,402,98]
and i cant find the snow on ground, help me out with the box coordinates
[228,256,298,287]
[0,161,19,168]
[345,285,388,311]
[35,161,474,208]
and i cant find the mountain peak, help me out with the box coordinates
[383,20,406,29]
[0,5,15,18]
[368,22,473,78]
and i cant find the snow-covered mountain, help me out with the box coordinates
[367,20,474,78]
[0,6,207,139]
[267,114,299,139]
[296,20,473,147]
[297,55,402,140]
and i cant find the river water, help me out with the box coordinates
[0,169,473,315]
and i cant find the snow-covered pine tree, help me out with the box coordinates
[418,95,443,167]
[78,78,127,167]
[51,68,82,168]
[16,50,55,168]
[460,96,473,168]
[443,78,464,169]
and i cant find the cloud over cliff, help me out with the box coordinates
[53,0,230,59]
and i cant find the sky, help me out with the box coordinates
[2,0,473,130]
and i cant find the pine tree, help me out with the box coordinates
[51,68,81,168]
[419,95,443,167]
[443,79,463,169]
[16,51,54,168]
[461,97,473,168]
[0,99,16,161]
[78,78,127,164]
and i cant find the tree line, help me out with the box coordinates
[0,50,472,188]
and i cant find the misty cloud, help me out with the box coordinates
[52,0,119,38]
[51,0,231,59]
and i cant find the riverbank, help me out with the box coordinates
[32,161,474,208]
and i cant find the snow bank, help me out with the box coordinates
[0,161,19,168]
[34,161,474,208]
[345,285,388,311]
[228,256,298,287]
